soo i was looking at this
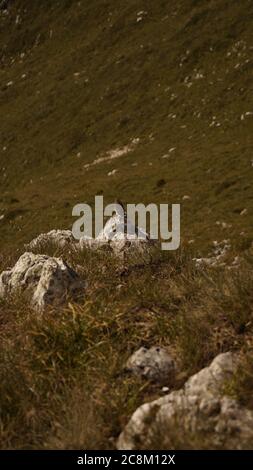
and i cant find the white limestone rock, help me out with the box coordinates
[27,229,76,250]
[117,353,253,450]
[27,210,153,258]
[0,252,84,311]
[125,346,175,384]
[80,210,152,256]
[79,236,112,252]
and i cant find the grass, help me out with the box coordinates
[0,0,253,255]
[0,245,253,449]
[0,0,253,450]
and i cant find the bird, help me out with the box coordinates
[114,199,140,237]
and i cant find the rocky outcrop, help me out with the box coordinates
[80,210,153,256]
[27,211,153,257]
[125,347,175,384]
[27,229,76,250]
[117,353,253,450]
[0,252,84,311]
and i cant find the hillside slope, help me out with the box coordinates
[0,0,253,255]
[1,1,253,451]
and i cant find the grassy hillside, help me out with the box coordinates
[0,245,253,449]
[0,0,253,255]
[0,0,253,451]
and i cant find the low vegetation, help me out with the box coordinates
[0,245,252,449]
[0,0,253,450]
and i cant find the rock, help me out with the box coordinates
[27,229,76,250]
[125,346,175,384]
[117,353,253,450]
[27,208,153,258]
[97,210,152,256]
[240,209,248,216]
[107,169,118,176]
[0,252,84,311]
[96,210,147,242]
[193,240,231,268]
[80,209,153,256]
[79,237,112,252]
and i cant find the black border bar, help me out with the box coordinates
[0,450,251,468]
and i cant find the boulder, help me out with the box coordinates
[27,210,153,257]
[27,229,76,250]
[0,252,84,311]
[80,210,153,256]
[117,353,253,450]
[79,237,112,252]
[125,346,175,384]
